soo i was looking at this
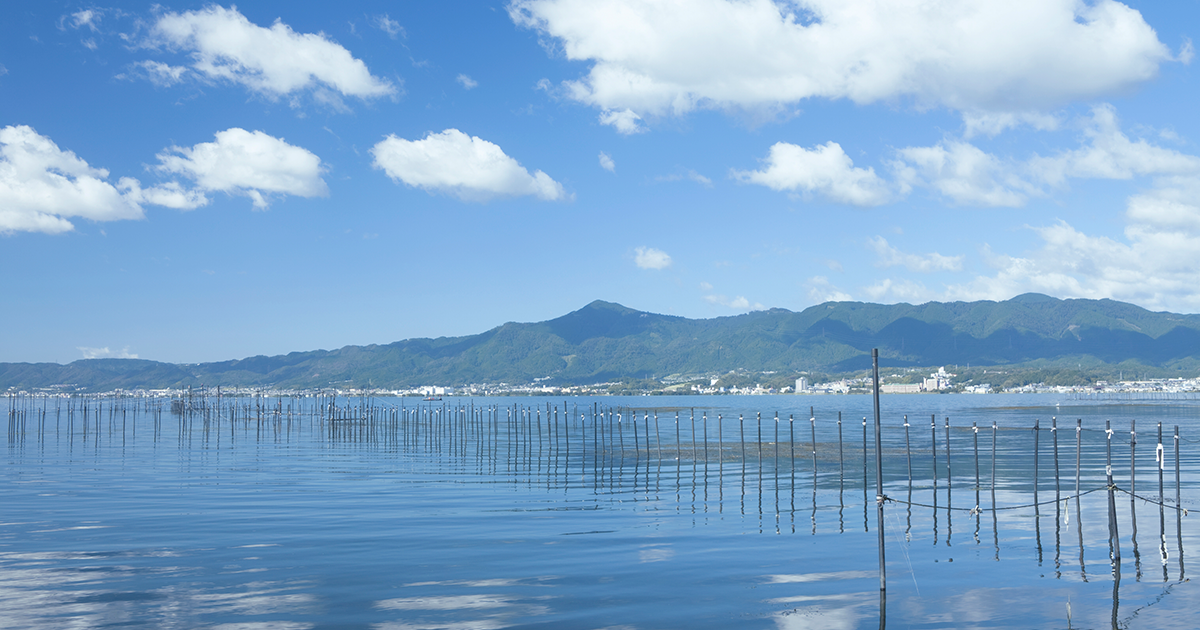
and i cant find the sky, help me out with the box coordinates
[1,0,1198,365]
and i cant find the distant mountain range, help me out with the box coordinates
[5,293,1200,392]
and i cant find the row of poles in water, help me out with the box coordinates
[5,386,1190,576]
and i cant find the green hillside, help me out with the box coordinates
[5,294,1200,391]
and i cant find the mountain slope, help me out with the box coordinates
[5,294,1200,391]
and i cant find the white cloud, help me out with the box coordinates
[0,125,147,234]
[705,294,764,310]
[943,183,1200,311]
[945,222,1184,309]
[806,276,851,303]
[68,9,101,32]
[457,74,479,89]
[371,129,567,202]
[511,0,1170,128]
[78,346,138,360]
[126,181,210,210]
[634,246,672,269]
[1126,177,1200,232]
[598,151,615,172]
[868,236,962,272]
[961,111,1060,138]
[656,168,712,187]
[155,128,328,209]
[893,104,1200,208]
[148,5,395,100]
[734,141,890,206]
[926,106,1200,311]
[699,281,713,291]
[375,14,405,39]
[893,140,1033,207]
[132,60,188,86]
[599,108,644,134]
[1029,104,1200,187]
[862,278,934,303]
[1179,38,1195,65]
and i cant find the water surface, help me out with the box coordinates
[3,393,1198,628]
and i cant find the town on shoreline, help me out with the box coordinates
[8,368,1200,400]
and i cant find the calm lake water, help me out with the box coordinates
[4,393,1200,629]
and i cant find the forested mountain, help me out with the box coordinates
[5,293,1200,391]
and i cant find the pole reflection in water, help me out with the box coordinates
[973,421,981,545]
[932,414,939,547]
[992,421,1000,562]
[1034,418,1043,565]
[1053,417,1062,579]
[1175,425,1185,582]
[5,394,1198,629]
[1078,418,1088,583]
[1131,419,1142,580]
[1159,422,1169,582]
[839,411,845,534]
[946,416,953,548]
[863,416,869,534]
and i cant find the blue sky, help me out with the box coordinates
[1,0,1198,364]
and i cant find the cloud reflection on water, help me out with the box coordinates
[374,579,556,630]
[0,549,316,628]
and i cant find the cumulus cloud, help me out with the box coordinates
[893,104,1200,208]
[705,294,764,310]
[892,140,1036,207]
[634,246,671,269]
[733,141,890,205]
[598,151,615,172]
[806,276,851,302]
[78,346,138,359]
[942,221,1200,311]
[457,74,478,89]
[862,278,934,303]
[371,129,567,201]
[599,108,644,134]
[155,128,329,208]
[1126,177,1200,232]
[510,0,1170,129]
[147,5,394,101]
[0,125,148,234]
[126,181,209,210]
[942,174,1200,312]
[961,111,1060,138]
[130,60,189,86]
[1029,104,1200,187]
[868,236,962,272]
[890,104,1200,311]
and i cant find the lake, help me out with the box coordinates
[3,392,1199,629]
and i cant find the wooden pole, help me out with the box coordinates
[872,348,886,593]
[1175,425,1184,581]
[1106,419,1122,564]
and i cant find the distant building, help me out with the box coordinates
[923,366,955,391]
[795,377,809,393]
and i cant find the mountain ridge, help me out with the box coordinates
[5,294,1200,391]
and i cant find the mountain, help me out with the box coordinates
[5,294,1200,391]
